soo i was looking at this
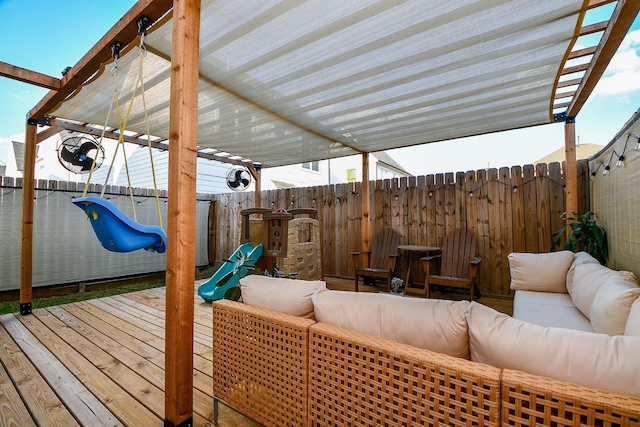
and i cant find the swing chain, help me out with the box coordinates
[137,16,150,52]
[111,41,123,72]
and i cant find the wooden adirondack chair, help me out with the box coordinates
[421,228,482,300]
[352,228,401,292]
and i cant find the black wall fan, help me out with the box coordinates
[226,166,252,192]
[57,136,105,174]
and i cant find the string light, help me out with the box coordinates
[616,155,625,168]
[602,165,610,176]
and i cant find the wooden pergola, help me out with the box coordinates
[2,1,639,425]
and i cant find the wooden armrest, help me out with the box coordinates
[351,250,371,257]
[421,255,441,262]
[470,257,482,265]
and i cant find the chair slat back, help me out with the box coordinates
[370,229,400,269]
[440,228,476,279]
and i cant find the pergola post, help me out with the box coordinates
[564,117,578,221]
[19,121,37,315]
[164,0,200,425]
[361,153,370,259]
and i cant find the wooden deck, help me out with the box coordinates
[0,278,512,427]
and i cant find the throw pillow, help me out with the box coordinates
[239,275,326,320]
[590,275,640,335]
[625,298,640,337]
[570,262,634,319]
[508,251,574,293]
[565,251,600,294]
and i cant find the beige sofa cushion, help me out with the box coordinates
[467,302,640,397]
[508,251,574,293]
[625,299,640,337]
[312,290,470,359]
[566,251,600,294]
[590,276,640,335]
[570,262,637,319]
[240,275,326,320]
[512,290,593,332]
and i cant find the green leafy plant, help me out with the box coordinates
[551,211,608,265]
[390,277,404,293]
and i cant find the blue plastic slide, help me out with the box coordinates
[198,242,263,303]
[73,196,167,253]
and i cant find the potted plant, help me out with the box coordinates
[551,211,608,265]
[390,277,404,295]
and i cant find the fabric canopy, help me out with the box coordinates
[50,0,589,167]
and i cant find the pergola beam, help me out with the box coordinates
[48,118,254,166]
[0,61,60,91]
[568,0,640,117]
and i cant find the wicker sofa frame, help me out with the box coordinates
[212,299,640,427]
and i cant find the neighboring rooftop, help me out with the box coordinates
[534,143,604,165]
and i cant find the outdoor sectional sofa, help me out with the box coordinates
[211,256,640,427]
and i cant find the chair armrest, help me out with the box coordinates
[421,255,441,262]
[351,250,371,256]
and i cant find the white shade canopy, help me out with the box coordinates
[38,0,637,167]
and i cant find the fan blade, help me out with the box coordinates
[240,179,250,187]
[228,180,240,188]
[80,157,95,171]
[78,141,97,154]
[60,146,77,164]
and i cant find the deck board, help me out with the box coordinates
[0,278,512,426]
[0,319,79,427]
[0,313,124,426]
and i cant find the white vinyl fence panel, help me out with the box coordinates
[0,185,211,291]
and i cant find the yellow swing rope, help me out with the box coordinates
[138,34,163,229]
[82,69,116,199]
[81,35,163,229]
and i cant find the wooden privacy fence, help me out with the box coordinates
[209,160,590,297]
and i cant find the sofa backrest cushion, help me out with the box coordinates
[570,262,637,319]
[467,302,640,397]
[590,276,640,335]
[508,251,574,293]
[240,275,326,320]
[312,290,470,359]
[566,251,600,293]
[625,298,640,337]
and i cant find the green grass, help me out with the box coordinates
[0,280,165,316]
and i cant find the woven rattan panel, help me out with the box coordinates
[309,322,501,426]
[502,369,640,427]
[213,300,315,427]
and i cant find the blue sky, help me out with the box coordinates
[1,1,639,175]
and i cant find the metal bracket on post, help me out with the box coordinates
[20,302,32,315]
[163,418,193,427]
[553,112,567,122]
[26,116,51,127]
[566,115,576,124]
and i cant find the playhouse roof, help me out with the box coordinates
[28,0,638,168]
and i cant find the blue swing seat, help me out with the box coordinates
[73,196,167,253]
